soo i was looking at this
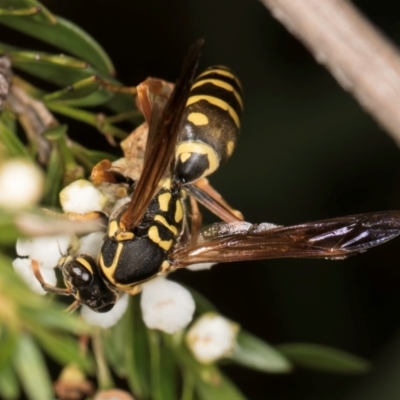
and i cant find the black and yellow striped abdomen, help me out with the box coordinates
[175,66,243,184]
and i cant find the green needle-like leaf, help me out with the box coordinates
[148,329,163,400]
[188,286,218,314]
[43,76,114,107]
[125,297,150,399]
[0,0,53,21]
[276,343,371,374]
[47,103,129,139]
[195,371,246,400]
[231,331,292,373]
[0,211,22,244]
[159,343,179,400]
[0,363,20,400]
[164,334,246,400]
[13,334,53,400]
[32,329,93,372]
[44,141,64,206]
[0,120,29,158]
[7,49,103,87]
[0,13,114,73]
[0,326,17,370]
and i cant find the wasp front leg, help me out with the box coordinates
[31,259,72,296]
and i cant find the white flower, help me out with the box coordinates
[12,257,57,295]
[60,179,107,213]
[78,231,104,259]
[16,234,72,269]
[186,262,216,271]
[186,312,239,363]
[0,158,44,209]
[140,277,195,334]
[81,293,129,328]
[13,234,72,295]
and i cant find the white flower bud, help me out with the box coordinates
[141,277,195,334]
[16,234,71,269]
[186,262,216,271]
[0,159,44,209]
[81,293,128,328]
[60,179,107,213]
[186,312,239,364]
[12,257,56,295]
[78,231,104,259]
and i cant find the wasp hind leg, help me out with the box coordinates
[187,178,244,223]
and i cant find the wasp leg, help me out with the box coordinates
[136,77,174,125]
[96,78,138,96]
[31,259,72,296]
[188,178,244,223]
[65,300,80,313]
[91,159,135,187]
[189,194,203,239]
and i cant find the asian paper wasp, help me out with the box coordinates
[33,39,400,312]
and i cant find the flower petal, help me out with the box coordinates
[186,312,239,363]
[16,234,72,269]
[60,179,107,213]
[78,232,104,259]
[186,262,216,271]
[141,277,195,334]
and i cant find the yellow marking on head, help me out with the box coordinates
[187,112,209,126]
[108,220,119,238]
[197,68,242,89]
[186,95,240,128]
[154,215,178,235]
[160,260,170,273]
[148,226,173,251]
[191,79,243,109]
[176,142,220,177]
[58,255,70,267]
[76,257,94,274]
[175,199,183,223]
[116,231,134,241]
[98,242,123,285]
[158,192,172,212]
[227,140,235,156]
[180,152,191,163]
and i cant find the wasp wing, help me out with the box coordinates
[121,40,204,229]
[172,210,400,266]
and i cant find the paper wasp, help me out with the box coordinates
[33,39,400,312]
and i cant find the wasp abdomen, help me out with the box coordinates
[175,66,243,184]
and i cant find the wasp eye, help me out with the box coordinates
[70,265,92,287]
[63,257,95,288]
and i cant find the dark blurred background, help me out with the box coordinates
[9,0,400,398]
